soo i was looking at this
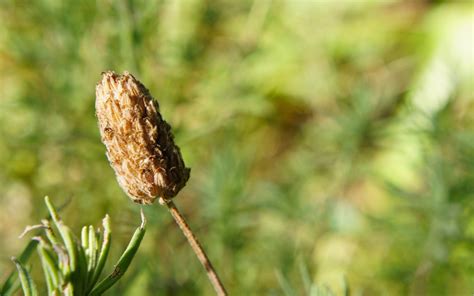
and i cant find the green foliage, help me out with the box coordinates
[1,197,146,296]
[12,258,38,296]
[0,1,472,295]
[1,240,39,295]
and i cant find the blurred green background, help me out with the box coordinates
[0,0,473,295]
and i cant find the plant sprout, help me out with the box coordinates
[3,196,146,296]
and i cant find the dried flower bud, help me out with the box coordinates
[96,71,190,204]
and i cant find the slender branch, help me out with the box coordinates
[159,198,227,296]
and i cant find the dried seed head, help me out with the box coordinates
[96,71,190,204]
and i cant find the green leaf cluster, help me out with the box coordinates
[1,197,146,296]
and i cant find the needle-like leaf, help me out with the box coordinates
[12,257,38,296]
[89,214,112,290]
[0,240,38,296]
[89,212,146,296]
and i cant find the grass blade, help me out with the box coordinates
[87,225,99,287]
[45,196,78,272]
[89,212,146,296]
[37,241,61,289]
[89,214,112,290]
[275,270,296,296]
[38,248,54,294]
[81,226,89,250]
[11,257,38,296]
[76,242,89,295]
[0,239,38,296]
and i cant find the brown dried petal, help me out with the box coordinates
[96,71,190,204]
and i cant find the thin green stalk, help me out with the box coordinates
[12,257,38,296]
[87,225,99,286]
[37,243,61,289]
[45,196,78,272]
[38,248,54,294]
[0,240,38,296]
[89,214,112,290]
[89,210,146,296]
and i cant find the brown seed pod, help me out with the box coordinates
[96,71,190,204]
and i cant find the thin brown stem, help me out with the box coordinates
[159,198,227,296]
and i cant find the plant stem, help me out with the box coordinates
[159,198,227,296]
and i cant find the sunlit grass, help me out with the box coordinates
[0,1,472,295]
